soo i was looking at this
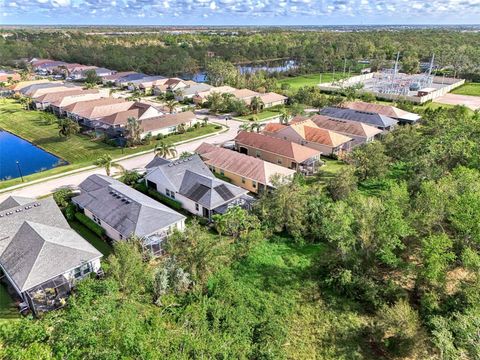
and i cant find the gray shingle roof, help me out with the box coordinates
[320,107,398,129]
[0,197,102,292]
[72,175,185,238]
[0,196,35,211]
[145,155,248,210]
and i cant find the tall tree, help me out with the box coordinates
[95,154,124,176]
[58,118,80,138]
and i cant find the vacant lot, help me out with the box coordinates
[432,93,480,111]
[278,72,352,91]
[0,100,217,188]
[451,82,480,96]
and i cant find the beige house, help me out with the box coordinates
[50,89,108,115]
[139,111,197,138]
[259,92,288,108]
[193,85,236,104]
[234,131,322,175]
[63,98,130,124]
[33,88,99,110]
[263,119,353,157]
[196,143,295,193]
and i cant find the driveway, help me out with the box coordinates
[0,117,243,201]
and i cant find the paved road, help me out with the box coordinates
[0,117,242,202]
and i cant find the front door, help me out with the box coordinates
[203,207,210,218]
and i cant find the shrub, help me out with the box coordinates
[186,127,194,132]
[214,125,222,130]
[156,133,164,140]
[148,190,183,210]
[53,188,73,208]
[75,212,106,238]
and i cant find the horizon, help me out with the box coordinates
[1,0,480,26]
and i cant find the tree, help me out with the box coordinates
[348,141,391,181]
[125,116,142,146]
[165,99,178,114]
[206,91,223,114]
[179,151,192,159]
[421,233,455,286]
[53,188,73,208]
[401,55,420,74]
[249,96,264,114]
[176,123,186,134]
[154,142,177,159]
[84,69,102,85]
[164,220,230,286]
[95,154,124,176]
[153,256,191,306]
[108,237,152,296]
[250,122,262,133]
[326,165,358,201]
[279,107,290,124]
[206,58,238,86]
[18,95,30,110]
[41,112,57,125]
[122,170,141,186]
[58,118,80,138]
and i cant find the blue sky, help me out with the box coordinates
[1,0,479,25]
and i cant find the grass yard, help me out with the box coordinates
[451,82,480,96]
[68,220,113,257]
[278,72,353,91]
[0,284,19,322]
[0,99,218,189]
[307,157,347,187]
[237,109,281,121]
[234,237,371,359]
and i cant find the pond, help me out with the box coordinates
[0,131,67,181]
[189,59,299,83]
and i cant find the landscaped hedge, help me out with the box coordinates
[75,212,106,238]
[147,189,183,211]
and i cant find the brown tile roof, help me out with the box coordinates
[263,123,287,133]
[140,111,196,133]
[342,101,420,122]
[63,98,126,117]
[259,92,287,104]
[309,114,383,138]
[102,71,136,81]
[99,109,144,126]
[34,89,97,103]
[195,143,295,186]
[232,89,259,100]
[234,131,321,163]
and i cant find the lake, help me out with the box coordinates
[190,59,299,83]
[0,131,66,181]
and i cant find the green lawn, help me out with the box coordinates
[278,72,353,91]
[237,109,280,121]
[307,157,347,187]
[68,220,113,257]
[0,284,19,322]
[0,99,218,189]
[451,82,480,96]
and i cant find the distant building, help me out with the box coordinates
[341,101,420,124]
[320,107,398,131]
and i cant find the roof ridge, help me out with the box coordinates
[19,221,48,290]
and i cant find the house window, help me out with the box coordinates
[255,150,261,158]
[241,177,246,184]
[166,189,171,197]
[168,126,176,133]
[220,170,224,176]
[195,203,199,211]
[252,181,257,188]
[277,158,282,165]
[73,263,91,279]
[170,192,175,199]
[119,234,123,240]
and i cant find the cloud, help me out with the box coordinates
[1,0,479,23]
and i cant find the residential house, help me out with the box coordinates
[20,82,79,98]
[263,119,353,157]
[72,174,186,255]
[32,88,92,110]
[127,76,166,91]
[63,98,130,126]
[49,89,108,115]
[93,102,164,135]
[320,107,398,131]
[195,143,296,193]
[11,79,50,92]
[259,92,288,108]
[0,70,21,83]
[232,88,259,105]
[341,101,420,124]
[192,85,236,105]
[175,83,212,101]
[152,78,194,95]
[144,155,252,219]
[292,114,383,147]
[114,73,149,88]
[138,111,197,138]
[234,131,322,174]
[33,60,68,74]
[101,71,137,85]
[0,196,102,315]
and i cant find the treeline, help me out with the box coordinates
[1,29,479,79]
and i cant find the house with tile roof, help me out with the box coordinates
[49,89,109,115]
[195,143,295,193]
[144,155,252,219]
[63,98,131,125]
[263,118,353,157]
[293,114,383,147]
[72,174,186,255]
[341,101,420,124]
[138,111,197,138]
[101,71,138,85]
[0,196,102,315]
[175,83,213,101]
[320,107,398,130]
[20,82,79,98]
[234,131,322,175]
[259,92,288,108]
[32,88,98,110]
[192,85,236,104]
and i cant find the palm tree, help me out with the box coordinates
[238,123,250,133]
[95,154,125,177]
[58,118,80,138]
[179,151,193,159]
[165,99,179,114]
[249,96,264,114]
[126,116,142,146]
[279,108,290,125]
[176,123,186,134]
[250,123,262,133]
[18,95,31,110]
[154,142,177,159]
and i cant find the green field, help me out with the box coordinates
[237,109,281,121]
[451,82,480,96]
[0,100,218,189]
[278,72,352,91]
